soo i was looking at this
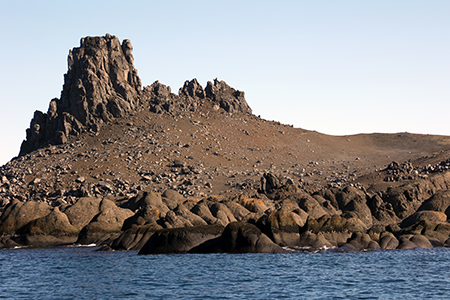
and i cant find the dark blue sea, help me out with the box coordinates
[1,247,449,299]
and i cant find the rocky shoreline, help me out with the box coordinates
[2,166,450,253]
[2,34,450,253]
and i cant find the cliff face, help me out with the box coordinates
[59,35,141,128]
[19,34,251,156]
[20,35,142,156]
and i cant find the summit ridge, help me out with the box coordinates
[19,34,251,156]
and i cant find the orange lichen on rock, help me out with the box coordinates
[240,198,267,213]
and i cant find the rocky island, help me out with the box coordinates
[2,34,450,253]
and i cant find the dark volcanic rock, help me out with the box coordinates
[141,77,251,115]
[76,199,134,245]
[63,197,102,231]
[20,34,141,156]
[110,224,162,251]
[205,79,252,114]
[214,222,285,253]
[264,208,301,247]
[138,224,225,254]
[19,207,77,236]
[417,190,450,219]
[400,211,447,228]
[0,200,52,234]
[335,186,372,227]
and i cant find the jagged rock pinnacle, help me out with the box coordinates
[19,34,252,156]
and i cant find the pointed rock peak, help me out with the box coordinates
[19,34,143,156]
[205,79,252,114]
[179,78,205,99]
[62,33,142,123]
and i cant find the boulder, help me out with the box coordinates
[19,207,78,236]
[122,207,162,231]
[162,210,193,228]
[138,224,225,254]
[161,189,185,210]
[260,173,282,194]
[296,194,329,219]
[0,237,20,249]
[209,202,237,226]
[423,230,449,245]
[410,234,433,249]
[213,222,285,253]
[64,197,102,230]
[264,208,301,247]
[367,194,399,225]
[191,200,218,224]
[366,240,381,250]
[223,201,251,222]
[121,191,169,214]
[173,203,208,226]
[335,186,372,227]
[312,194,339,215]
[383,183,430,220]
[379,232,399,250]
[367,224,386,242]
[301,215,366,247]
[110,224,162,251]
[345,232,373,250]
[298,232,333,249]
[239,198,269,214]
[0,200,52,234]
[417,190,450,219]
[76,199,134,245]
[400,210,447,228]
[397,235,418,250]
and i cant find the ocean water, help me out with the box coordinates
[1,247,450,299]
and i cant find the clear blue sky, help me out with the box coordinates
[1,1,449,165]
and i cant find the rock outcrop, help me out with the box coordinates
[20,34,141,156]
[140,78,251,115]
[19,34,251,156]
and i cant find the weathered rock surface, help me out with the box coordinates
[20,207,77,236]
[0,200,52,234]
[138,224,224,254]
[263,208,302,247]
[188,222,285,254]
[76,199,134,244]
[111,224,162,251]
[63,197,103,231]
[20,34,141,156]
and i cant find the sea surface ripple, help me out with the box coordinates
[1,247,450,299]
